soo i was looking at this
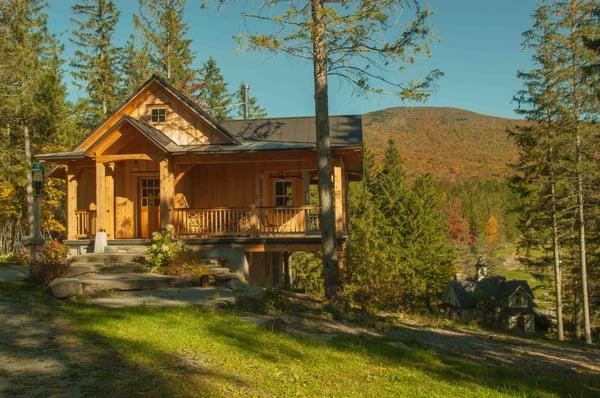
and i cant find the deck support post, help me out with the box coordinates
[283,251,293,290]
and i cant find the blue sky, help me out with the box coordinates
[47,0,537,119]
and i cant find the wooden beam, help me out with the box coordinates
[174,164,194,186]
[66,169,78,240]
[95,162,106,232]
[159,157,175,228]
[96,153,154,163]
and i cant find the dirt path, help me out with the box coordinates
[383,320,600,375]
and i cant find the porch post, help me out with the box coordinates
[95,161,106,232]
[94,161,108,252]
[66,165,78,240]
[159,157,175,229]
[333,161,344,236]
[105,162,115,239]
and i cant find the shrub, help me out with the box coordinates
[147,225,183,272]
[12,245,30,266]
[163,246,205,276]
[29,240,70,287]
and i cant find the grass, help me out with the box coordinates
[1,282,599,397]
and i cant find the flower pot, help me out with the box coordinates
[200,274,210,288]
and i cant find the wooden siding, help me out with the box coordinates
[77,80,231,152]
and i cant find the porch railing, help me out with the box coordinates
[173,206,320,238]
[75,210,96,239]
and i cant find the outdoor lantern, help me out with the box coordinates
[32,162,44,197]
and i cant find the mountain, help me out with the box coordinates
[362,107,525,184]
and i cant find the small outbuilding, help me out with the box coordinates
[442,272,537,334]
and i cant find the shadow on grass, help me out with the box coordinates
[2,281,599,397]
[0,282,247,397]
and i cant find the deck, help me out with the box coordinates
[75,206,321,239]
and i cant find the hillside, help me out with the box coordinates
[362,107,525,184]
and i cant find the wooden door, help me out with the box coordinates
[139,177,160,238]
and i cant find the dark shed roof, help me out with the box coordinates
[221,115,363,147]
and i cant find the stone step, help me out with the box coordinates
[71,253,148,265]
[79,273,178,294]
[207,267,230,276]
[105,245,149,255]
[64,262,147,277]
[214,272,244,282]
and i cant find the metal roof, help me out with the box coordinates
[221,115,363,147]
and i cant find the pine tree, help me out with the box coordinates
[0,0,73,243]
[196,57,231,121]
[233,82,266,119]
[515,0,600,343]
[134,0,197,92]
[70,0,122,121]
[120,34,154,96]
[410,174,455,309]
[239,0,441,300]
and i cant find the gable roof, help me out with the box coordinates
[475,276,534,306]
[221,115,362,147]
[445,280,476,309]
[85,115,177,155]
[72,74,240,152]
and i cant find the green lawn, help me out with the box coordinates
[1,282,598,397]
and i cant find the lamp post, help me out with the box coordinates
[29,162,45,257]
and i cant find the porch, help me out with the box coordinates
[74,205,321,239]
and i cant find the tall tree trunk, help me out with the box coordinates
[23,124,33,237]
[310,0,339,300]
[568,0,592,344]
[550,179,564,341]
[575,134,592,344]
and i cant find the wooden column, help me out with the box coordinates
[66,166,78,240]
[95,162,106,232]
[105,162,115,239]
[159,157,175,229]
[333,161,344,235]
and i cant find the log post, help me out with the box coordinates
[66,165,78,240]
[95,162,106,233]
[160,157,175,230]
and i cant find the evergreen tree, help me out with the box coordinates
[233,82,266,119]
[70,0,122,121]
[0,0,73,243]
[515,0,599,344]
[120,34,154,96]
[409,174,455,309]
[239,0,441,301]
[134,0,197,92]
[346,141,455,311]
[196,57,231,121]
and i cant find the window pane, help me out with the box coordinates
[275,182,284,195]
[275,197,285,207]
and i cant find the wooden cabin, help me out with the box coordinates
[38,75,363,286]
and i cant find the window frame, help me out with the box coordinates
[273,179,294,207]
[150,107,167,124]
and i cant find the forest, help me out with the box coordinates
[0,0,598,344]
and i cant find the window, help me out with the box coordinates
[274,180,293,207]
[150,107,166,123]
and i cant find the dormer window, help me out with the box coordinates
[150,107,166,123]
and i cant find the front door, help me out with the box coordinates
[139,177,160,238]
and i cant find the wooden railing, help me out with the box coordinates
[75,210,96,239]
[173,206,320,238]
